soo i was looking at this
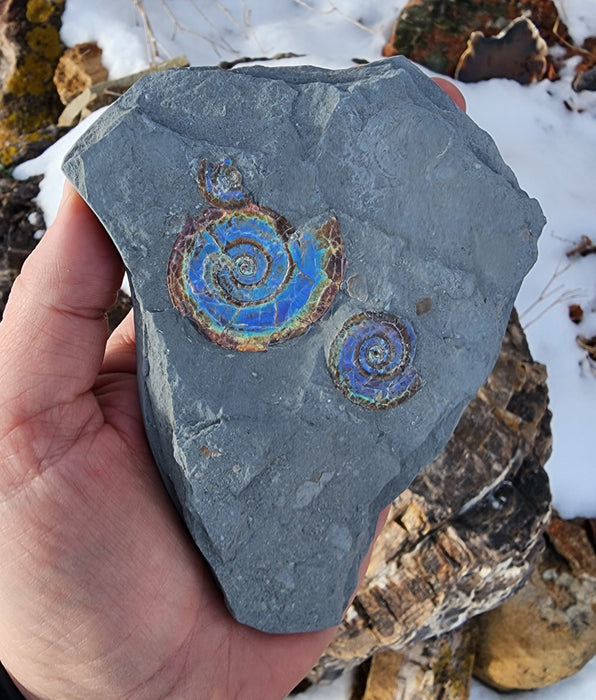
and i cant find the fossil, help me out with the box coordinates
[167,159,345,352]
[328,311,420,409]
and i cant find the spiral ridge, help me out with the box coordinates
[168,160,345,351]
[328,311,421,409]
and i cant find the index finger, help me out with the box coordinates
[432,77,467,112]
[0,183,123,425]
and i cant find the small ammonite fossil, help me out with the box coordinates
[167,159,346,351]
[328,310,421,409]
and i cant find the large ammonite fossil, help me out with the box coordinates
[327,311,421,409]
[168,159,345,351]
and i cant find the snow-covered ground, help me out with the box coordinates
[14,1,596,698]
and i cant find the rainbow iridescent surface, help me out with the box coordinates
[168,160,345,351]
[328,311,421,409]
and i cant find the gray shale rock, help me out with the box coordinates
[62,57,545,633]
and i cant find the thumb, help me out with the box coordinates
[0,182,123,424]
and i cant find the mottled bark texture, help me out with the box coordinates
[0,0,65,165]
[359,624,477,699]
[382,0,567,77]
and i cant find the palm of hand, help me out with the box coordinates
[0,188,334,700]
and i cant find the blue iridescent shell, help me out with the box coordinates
[328,311,421,409]
[168,160,345,351]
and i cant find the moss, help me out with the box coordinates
[430,638,474,697]
[393,6,434,54]
[432,643,452,684]
[26,0,56,23]
[26,25,63,61]
[1,105,54,135]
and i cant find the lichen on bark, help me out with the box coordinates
[0,0,65,165]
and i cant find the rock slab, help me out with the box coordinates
[62,57,545,633]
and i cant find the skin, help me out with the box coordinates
[433,77,467,112]
[0,81,464,700]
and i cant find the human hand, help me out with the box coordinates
[0,184,348,700]
[0,81,465,700]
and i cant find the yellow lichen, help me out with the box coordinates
[0,144,19,167]
[26,0,55,23]
[6,53,54,96]
[0,0,65,165]
[3,23,62,97]
[26,26,63,61]
[1,111,46,137]
[0,121,54,166]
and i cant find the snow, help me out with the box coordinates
[60,0,147,77]
[12,1,596,698]
[461,74,596,519]
[555,0,596,45]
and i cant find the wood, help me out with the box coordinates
[53,42,108,105]
[360,624,477,700]
[0,0,65,165]
[58,55,189,127]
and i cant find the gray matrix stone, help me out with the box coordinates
[62,57,545,633]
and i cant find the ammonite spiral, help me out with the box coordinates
[168,159,345,351]
[328,311,421,409]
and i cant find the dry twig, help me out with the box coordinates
[132,0,249,61]
[519,253,583,329]
[160,0,238,56]
[552,17,593,57]
[213,0,250,39]
[132,0,160,63]
[292,0,382,34]
[219,52,304,69]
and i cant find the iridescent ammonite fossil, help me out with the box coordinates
[167,159,345,351]
[328,311,421,409]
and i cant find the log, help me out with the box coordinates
[0,0,65,165]
[360,624,477,700]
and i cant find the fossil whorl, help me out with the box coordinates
[327,310,421,409]
[168,159,345,351]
